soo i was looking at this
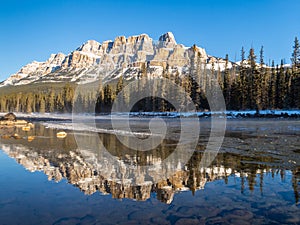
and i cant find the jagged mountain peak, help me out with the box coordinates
[159,32,176,43]
[159,32,177,48]
[47,53,66,63]
[76,40,102,53]
[127,33,151,40]
[1,32,237,87]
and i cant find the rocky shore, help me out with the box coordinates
[0,113,34,138]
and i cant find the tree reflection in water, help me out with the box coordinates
[0,123,299,204]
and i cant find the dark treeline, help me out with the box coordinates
[0,38,300,113]
[0,83,75,113]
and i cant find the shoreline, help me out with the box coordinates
[0,110,299,122]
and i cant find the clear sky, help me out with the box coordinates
[1,0,300,82]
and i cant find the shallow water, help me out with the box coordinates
[0,119,299,224]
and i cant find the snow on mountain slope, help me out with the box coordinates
[0,32,235,87]
[2,53,65,86]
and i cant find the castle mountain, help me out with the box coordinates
[0,32,299,113]
[1,32,232,86]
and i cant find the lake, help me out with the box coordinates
[0,118,299,224]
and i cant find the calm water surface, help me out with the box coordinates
[0,119,299,225]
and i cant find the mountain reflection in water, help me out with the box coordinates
[0,121,299,205]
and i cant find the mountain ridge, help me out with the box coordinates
[1,32,234,87]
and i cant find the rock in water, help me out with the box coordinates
[2,113,17,121]
[56,131,67,138]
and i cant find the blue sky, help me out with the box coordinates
[0,0,300,81]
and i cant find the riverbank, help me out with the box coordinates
[1,109,300,121]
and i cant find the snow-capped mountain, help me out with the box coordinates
[0,32,235,87]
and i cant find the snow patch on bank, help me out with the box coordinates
[1,110,299,120]
[42,121,154,138]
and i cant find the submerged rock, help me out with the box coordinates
[56,131,67,138]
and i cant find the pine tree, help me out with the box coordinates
[181,75,192,111]
[291,37,300,71]
[277,60,286,108]
[239,47,247,109]
[259,46,264,67]
[39,94,46,113]
[230,75,242,110]
[259,46,267,109]
[48,88,55,112]
[290,37,300,109]
[248,48,257,69]
[246,48,257,109]
[273,64,281,108]
[241,47,245,65]
[0,96,7,112]
[116,76,124,95]
[95,80,104,113]
[223,54,231,106]
[63,84,74,112]
[284,68,292,108]
[188,51,201,109]
[269,61,276,108]
[292,72,300,108]
[26,93,33,113]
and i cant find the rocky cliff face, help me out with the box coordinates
[1,32,234,86]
